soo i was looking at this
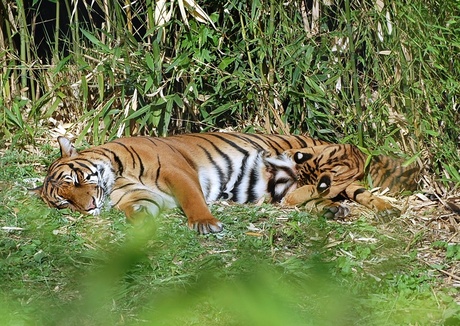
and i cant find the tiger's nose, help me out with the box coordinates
[86,197,97,210]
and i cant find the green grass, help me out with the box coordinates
[1,146,459,326]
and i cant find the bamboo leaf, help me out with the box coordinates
[53,55,71,75]
[80,29,111,52]
[146,53,155,72]
[210,103,233,116]
[402,153,421,167]
[144,76,155,94]
[177,0,190,28]
[182,0,216,29]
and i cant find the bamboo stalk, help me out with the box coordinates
[54,0,60,61]
[239,12,255,76]
[16,0,28,98]
[345,0,363,147]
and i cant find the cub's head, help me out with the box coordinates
[33,137,109,215]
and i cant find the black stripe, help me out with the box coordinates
[232,151,266,203]
[265,135,293,152]
[73,160,97,172]
[52,169,67,180]
[203,135,252,201]
[112,181,137,191]
[112,189,162,208]
[352,188,366,201]
[247,164,260,202]
[292,135,310,148]
[187,134,251,202]
[97,148,125,175]
[145,137,181,154]
[188,133,251,155]
[140,198,161,208]
[198,145,226,197]
[153,155,169,194]
[252,135,287,154]
[131,147,145,184]
[154,154,161,188]
[230,133,267,150]
[112,141,136,169]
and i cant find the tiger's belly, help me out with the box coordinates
[198,150,294,204]
[197,150,268,203]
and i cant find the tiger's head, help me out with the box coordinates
[33,137,113,215]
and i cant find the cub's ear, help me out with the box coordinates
[58,137,78,158]
[294,151,313,164]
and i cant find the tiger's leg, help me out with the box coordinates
[344,182,401,220]
[114,172,223,234]
[121,193,222,234]
[165,170,224,234]
[281,184,350,219]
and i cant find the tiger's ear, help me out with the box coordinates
[58,137,78,158]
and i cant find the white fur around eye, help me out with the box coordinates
[56,197,69,206]
[84,173,99,183]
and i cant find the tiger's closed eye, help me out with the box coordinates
[56,199,70,208]
[62,175,74,182]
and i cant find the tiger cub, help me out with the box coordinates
[281,144,419,220]
[33,132,326,234]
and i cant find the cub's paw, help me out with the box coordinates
[376,207,401,222]
[280,195,298,207]
[189,218,224,235]
[320,204,350,219]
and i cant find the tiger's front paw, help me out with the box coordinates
[188,218,223,235]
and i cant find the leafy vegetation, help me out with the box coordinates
[1,0,460,324]
[1,0,459,188]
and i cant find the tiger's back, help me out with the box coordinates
[367,154,419,193]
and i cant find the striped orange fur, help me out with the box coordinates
[34,132,326,234]
[280,144,419,219]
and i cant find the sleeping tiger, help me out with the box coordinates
[34,132,418,233]
[33,132,326,234]
[280,143,419,220]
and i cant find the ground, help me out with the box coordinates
[0,144,459,325]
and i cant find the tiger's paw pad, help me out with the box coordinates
[376,207,401,222]
[189,219,224,235]
[321,205,350,219]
